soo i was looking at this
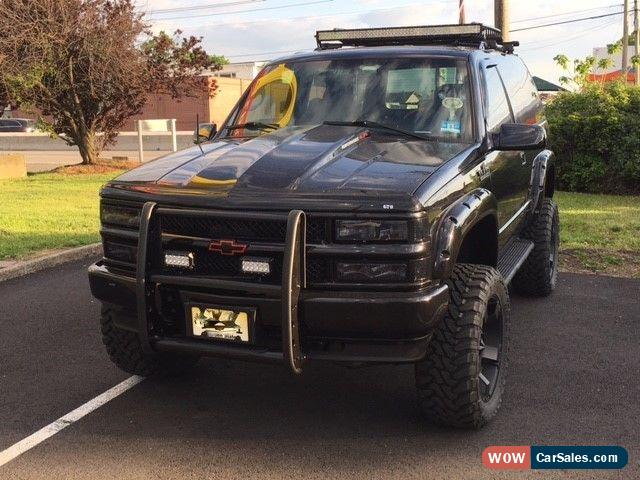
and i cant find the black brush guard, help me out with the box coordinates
[136,202,307,374]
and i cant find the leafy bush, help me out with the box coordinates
[546,81,640,194]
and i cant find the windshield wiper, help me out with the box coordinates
[323,120,432,141]
[224,121,279,132]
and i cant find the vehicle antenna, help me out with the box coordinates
[196,113,204,155]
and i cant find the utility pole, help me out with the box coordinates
[622,0,629,76]
[635,0,639,85]
[495,0,510,42]
[459,0,466,24]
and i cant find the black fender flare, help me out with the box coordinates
[529,149,555,212]
[432,188,498,280]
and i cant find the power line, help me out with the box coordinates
[518,18,621,51]
[148,0,450,30]
[511,11,624,32]
[228,49,302,59]
[227,16,624,61]
[511,4,622,24]
[147,0,264,15]
[147,0,335,21]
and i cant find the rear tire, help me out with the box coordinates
[512,199,559,297]
[415,264,510,429]
[101,306,199,376]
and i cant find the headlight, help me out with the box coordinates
[103,240,137,264]
[335,220,408,242]
[100,203,141,229]
[336,262,407,282]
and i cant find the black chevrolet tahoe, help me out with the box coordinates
[88,24,559,429]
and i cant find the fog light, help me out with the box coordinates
[241,257,271,275]
[164,251,194,269]
[104,240,137,264]
[336,262,407,282]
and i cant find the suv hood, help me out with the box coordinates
[107,124,470,211]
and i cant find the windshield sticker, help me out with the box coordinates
[441,119,461,134]
[441,96,463,134]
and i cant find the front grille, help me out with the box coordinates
[101,204,427,290]
[156,211,330,284]
[159,214,327,244]
[159,249,329,285]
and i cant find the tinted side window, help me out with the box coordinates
[484,66,512,133]
[498,56,541,123]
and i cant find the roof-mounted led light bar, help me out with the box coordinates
[315,23,516,52]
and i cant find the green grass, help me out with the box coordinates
[0,172,121,260]
[0,173,638,265]
[555,191,640,252]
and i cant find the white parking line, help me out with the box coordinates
[0,375,144,468]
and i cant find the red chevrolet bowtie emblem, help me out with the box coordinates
[208,239,248,256]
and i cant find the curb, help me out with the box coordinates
[0,243,102,283]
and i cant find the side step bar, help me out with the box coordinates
[497,237,534,284]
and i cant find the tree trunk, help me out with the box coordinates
[76,130,101,165]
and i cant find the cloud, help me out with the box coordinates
[141,0,626,82]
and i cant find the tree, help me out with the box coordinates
[0,0,225,164]
[554,42,628,89]
[0,84,9,116]
[554,53,606,89]
[141,30,224,100]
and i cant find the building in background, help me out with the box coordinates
[215,61,268,79]
[127,76,252,131]
[588,40,639,84]
[128,62,269,130]
[5,63,265,131]
[532,76,566,102]
[116,62,269,130]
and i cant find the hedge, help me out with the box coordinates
[546,82,640,194]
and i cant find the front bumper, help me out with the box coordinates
[89,204,449,370]
[89,260,449,364]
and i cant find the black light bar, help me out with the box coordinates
[316,23,507,50]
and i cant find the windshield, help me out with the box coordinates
[223,57,474,143]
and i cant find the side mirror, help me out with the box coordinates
[195,123,217,143]
[493,123,546,151]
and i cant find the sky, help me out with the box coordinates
[135,0,628,83]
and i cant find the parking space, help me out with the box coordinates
[0,260,128,449]
[1,262,638,479]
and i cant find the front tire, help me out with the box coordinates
[512,199,560,297]
[101,306,199,376]
[415,264,510,429]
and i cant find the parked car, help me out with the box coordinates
[88,24,558,429]
[0,118,36,132]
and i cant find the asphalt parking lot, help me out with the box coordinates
[0,259,638,479]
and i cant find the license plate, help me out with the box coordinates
[189,305,253,343]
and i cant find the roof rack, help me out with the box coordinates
[315,23,518,53]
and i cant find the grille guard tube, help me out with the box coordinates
[282,210,306,374]
[136,201,157,354]
[135,203,309,373]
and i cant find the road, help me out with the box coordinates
[0,260,638,479]
[0,131,195,171]
[10,150,171,172]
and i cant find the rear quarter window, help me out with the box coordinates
[484,66,512,133]
[498,56,541,124]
